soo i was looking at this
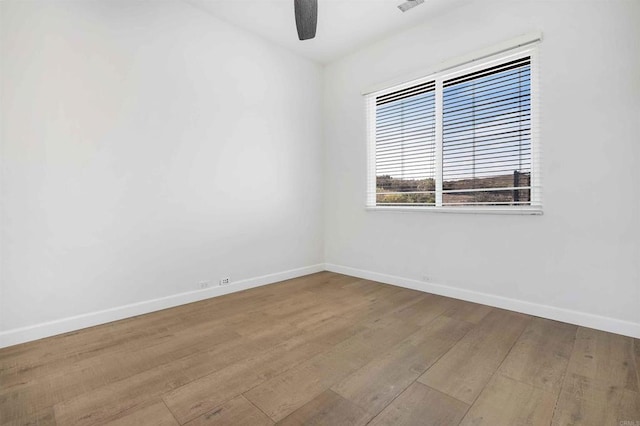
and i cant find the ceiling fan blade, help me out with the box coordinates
[294,0,317,41]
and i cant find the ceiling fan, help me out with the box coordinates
[294,0,317,41]
[293,0,425,41]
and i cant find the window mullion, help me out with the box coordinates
[366,95,377,207]
[435,78,443,207]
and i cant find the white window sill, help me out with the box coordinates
[366,206,543,215]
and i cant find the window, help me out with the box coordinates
[366,47,540,213]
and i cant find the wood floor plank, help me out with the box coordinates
[417,309,531,404]
[0,284,314,387]
[291,312,369,347]
[332,315,472,415]
[551,374,640,426]
[304,276,371,299]
[222,290,349,338]
[278,290,371,332]
[336,286,429,327]
[389,294,453,327]
[184,395,273,426]
[4,292,356,424]
[498,317,577,393]
[249,291,326,321]
[277,390,371,426]
[159,296,378,424]
[1,326,240,421]
[161,337,327,423]
[103,401,179,426]
[161,306,370,424]
[459,374,557,426]
[567,327,638,392]
[243,315,420,422]
[52,357,202,426]
[441,299,493,324]
[368,382,469,426]
[0,272,337,364]
[0,322,163,383]
[0,406,56,426]
[0,275,289,367]
[51,323,306,425]
[0,327,239,397]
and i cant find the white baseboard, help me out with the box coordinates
[324,263,640,339]
[3,262,637,348]
[0,264,324,349]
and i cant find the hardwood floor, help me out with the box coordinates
[1,272,639,425]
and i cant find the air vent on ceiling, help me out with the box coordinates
[398,0,425,12]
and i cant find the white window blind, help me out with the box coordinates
[375,81,436,206]
[442,56,531,206]
[366,47,540,213]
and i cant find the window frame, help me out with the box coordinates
[366,44,542,215]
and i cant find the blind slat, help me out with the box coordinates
[443,57,530,87]
[376,81,435,105]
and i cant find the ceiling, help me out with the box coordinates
[185,0,467,64]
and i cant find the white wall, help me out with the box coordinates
[1,0,638,346]
[0,0,324,339]
[324,0,640,334]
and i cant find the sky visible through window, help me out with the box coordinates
[375,58,531,206]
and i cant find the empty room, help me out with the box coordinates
[1,0,639,425]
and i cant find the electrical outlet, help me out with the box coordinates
[198,280,211,289]
[219,277,230,286]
